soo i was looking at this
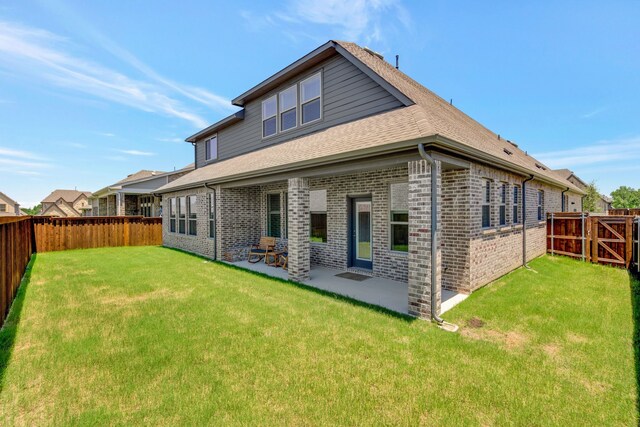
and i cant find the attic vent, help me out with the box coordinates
[535,163,547,171]
[508,140,518,147]
[503,148,513,155]
[363,47,384,60]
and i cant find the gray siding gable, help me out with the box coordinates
[195,53,404,168]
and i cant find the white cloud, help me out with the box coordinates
[0,147,46,160]
[97,132,116,137]
[582,106,608,119]
[242,0,411,47]
[0,21,233,128]
[65,142,87,149]
[117,149,155,156]
[533,136,640,168]
[157,137,184,143]
[0,157,51,169]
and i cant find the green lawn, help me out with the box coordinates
[0,247,638,426]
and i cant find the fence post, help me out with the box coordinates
[626,216,633,269]
[550,212,554,256]
[124,217,130,247]
[581,212,585,262]
[637,217,639,273]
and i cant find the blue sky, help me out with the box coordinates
[1,0,638,207]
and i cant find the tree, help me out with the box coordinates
[582,181,601,212]
[21,204,41,215]
[611,186,640,209]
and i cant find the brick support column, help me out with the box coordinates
[407,159,442,319]
[116,192,125,216]
[287,177,310,282]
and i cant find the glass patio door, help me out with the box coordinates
[350,198,373,270]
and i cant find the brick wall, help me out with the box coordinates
[216,186,261,261]
[441,168,471,293]
[308,166,410,283]
[468,163,562,291]
[287,178,311,281]
[162,187,217,259]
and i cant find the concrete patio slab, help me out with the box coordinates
[225,260,466,316]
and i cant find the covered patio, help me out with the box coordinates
[227,260,467,315]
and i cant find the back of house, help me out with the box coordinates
[156,40,583,320]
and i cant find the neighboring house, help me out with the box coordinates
[90,165,194,217]
[554,168,587,212]
[156,40,584,320]
[39,190,92,217]
[0,192,22,216]
[598,195,612,213]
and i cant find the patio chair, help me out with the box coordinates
[248,236,277,263]
[278,247,288,270]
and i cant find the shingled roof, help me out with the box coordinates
[159,40,583,194]
[41,189,92,203]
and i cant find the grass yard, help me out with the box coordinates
[0,247,638,426]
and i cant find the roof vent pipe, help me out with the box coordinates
[395,54,399,69]
[418,143,458,332]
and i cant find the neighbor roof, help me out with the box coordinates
[0,191,19,205]
[554,168,588,188]
[116,170,165,185]
[41,189,92,203]
[159,40,584,194]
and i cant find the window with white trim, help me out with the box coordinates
[267,193,281,238]
[178,196,186,234]
[205,135,218,161]
[208,193,215,239]
[262,95,277,138]
[0,204,6,212]
[279,85,297,132]
[482,179,491,228]
[300,72,321,124]
[537,190,544,221]
[310,189,327,243]
[513,185,521,224]
[499,183,507,226]
[187,195,197,236]
[169,198,176,232]
[390,182,409,251]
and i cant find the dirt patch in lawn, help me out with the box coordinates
[99,289,192,306]
[461,327,529,351]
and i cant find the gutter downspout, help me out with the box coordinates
[418,144,450,328]
[580,195,586,212]
[561,188,569,212]
[204,182,217,261]
[522,175,535,267]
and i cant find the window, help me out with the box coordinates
[178,196,186,234]
[283,192,288,239]
[205,135,218,161]
[481,179,491,228]
[390,182,409,251]
[279,85,297,132]
[300,72,321,124]
[262,95,277,137]
[267,193,281,238]
[499,183,507,226]
[140,196,153,217]
[310,189,327,243]
[187,196,197,236]
[513,185,521,224]
[169,198,176,232]
[208,192,215,239]
[537,190,544,221]
[0,204,5,212]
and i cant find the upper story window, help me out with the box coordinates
[279,85,297,132]
[262,95,278,138]
[0,204,6,212]
[205,135,218,161]
[301,72,321,124]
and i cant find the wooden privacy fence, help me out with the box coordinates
[609,208,640,216]
[0,215,162,328]
[547,213,639,272]
[32,216,162,252]
[0,217,35,329]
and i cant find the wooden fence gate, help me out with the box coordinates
[547,213,639,272]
